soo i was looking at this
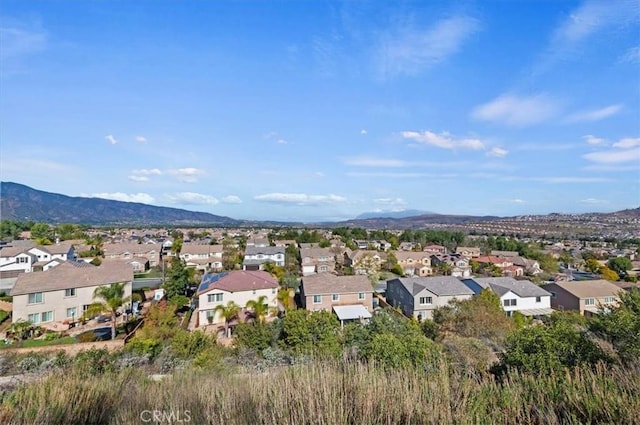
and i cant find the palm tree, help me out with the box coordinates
[213,301,241,338]
[276,288,295,311]
[85,282,136,340]
[246,295,273,323]
[438,262,453,276]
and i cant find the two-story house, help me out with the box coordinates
[300,247,336,276]
[462,277,553,317]
[393,251,433,277]
[196,270,279,328]
[179,243,223,272]
[541,279,622,316]
[300,273,373,327]
[103,242,161,267]
[344,250,386,276]
[423,245,447,255]
[242,246,285,270]
[430,254,471,278]
[11,261,133,326]
[455,247,481,258]
[386,276,475,320]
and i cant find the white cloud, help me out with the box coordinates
[566,104,622,122]
[128,175,149,182]
[510,199,526,204]
[376,16,480,78]
[401,130,485,150]
[0,25,47,60]
[344,156,410,167]
[221,195,242,204]
[612,137,640,149]
[167,167,205,183]
[166,192,219,205]
[487,147,508,158]
[132,168,162,175]
[276,139,288,145]
[582,147,640,164]
[580,198,609,204]
[532,176,612,183]
[135,136,148,143]
[583,135,606,145]
[553,0,638,45]
[374,198,407,209]
[313,171,325,177]
[360,129,367,135]
[105,135,118,145]
[347,172,457,179]
[471,93,561,126]
[254,193,347,206]
[620,46,640,64]
[90,192,155,203]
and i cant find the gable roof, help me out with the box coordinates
[463,277,551,298]
[197,270,278,295]
[11,261,133,295]
[244,246,284,256]
[300,247,334,259]
[391,276,475,297]
[302,273,372,295]
[542,279,622,299]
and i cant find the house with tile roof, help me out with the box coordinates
[461,277,552,317]
[196,270,279,328]
[300,247,336,276]
[541,279,622,316]
[103,242,161,267]
[179,243,223,272]
[300,273,373,327]
[393,251,433,277]
[386,276,475,320]
[11,261,133,327]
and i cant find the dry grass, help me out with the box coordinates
[1,360,639,424]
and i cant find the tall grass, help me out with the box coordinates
[1,360,639,424]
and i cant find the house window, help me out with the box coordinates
[272,288,276,294]
[313,295,322,304]
[585,298,595,306]
[82,304,91,313]
[67,307,78,319]
[41,311,54,323]
[28,313,40,324]
[604,296,615,304]
[319,265,328,272]
[550,292,556,298]
[503,299,517,307]
[65,288,76,297]
[332,294,339,302]
[28,293,43,304]
[208,293,223,303]
[535,296,541,303]
[358,292,365,300]
[419,297,433,305]
[253,290,256,295]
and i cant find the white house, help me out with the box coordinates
[196,270,279,328]
[0,242,76,277]
[242,246,285,270]
[11,261,133,326]
[462,277,553,317]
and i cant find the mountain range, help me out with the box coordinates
[1,182,638,228]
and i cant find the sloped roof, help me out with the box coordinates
[302,273,372,295]
[197,270,278,295]
[463,277,551,298]
[392,276,475,297]
[11,261,133,295]
[542,279,622,299]
[244,246,284,256]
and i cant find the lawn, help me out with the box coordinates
[0,336,76,349]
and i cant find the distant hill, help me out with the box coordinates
[0,182,241,226]
[333,213,502,229]
[355,209,433,220]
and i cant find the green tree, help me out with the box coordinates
[214,301,241,338]
[163,257,189,299]
[276,288,295,311]
[171,238,184,254]
[585,258,601,273]
[607,257,632,278]
[281,309,341,357]
[599,266,620,282]
[85,282,136,340]
[30,222,52,241]
[234,320,279,352]
[497,314,607,374]
[589,289,640,363]
[246,295,272,323]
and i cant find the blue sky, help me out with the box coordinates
[1,0,639,222]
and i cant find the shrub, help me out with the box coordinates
[234,321,278,353]
[170,330,215,359]
[73,348,115,376]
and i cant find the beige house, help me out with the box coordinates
[300,273,373,326]
[541,279,622,316]
[345,250,386,276]
[196,270,279,328]
[103,242,161,267]
[455,247,481,258]
[300,247,336,276]
[11,261,133,326]
[393,251,433,276]
[179,243,223,272]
